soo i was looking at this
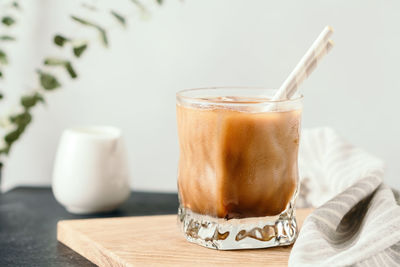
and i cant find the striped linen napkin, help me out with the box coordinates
[291,128,400,267]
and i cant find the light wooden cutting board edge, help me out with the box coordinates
[57,215,174,267]
[57,210,313,267]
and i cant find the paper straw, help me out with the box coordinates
[272,26,334,101]
[282,39,334,100]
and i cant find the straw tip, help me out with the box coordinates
[326,25,334,33]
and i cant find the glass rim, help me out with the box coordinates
[176,87,304,105]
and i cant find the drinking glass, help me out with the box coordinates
[176,87,303,250]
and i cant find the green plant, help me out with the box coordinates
[0,0,162,164]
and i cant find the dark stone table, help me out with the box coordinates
[0,187,179,267]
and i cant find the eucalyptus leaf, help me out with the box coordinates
[70,16,108,47]
[111,10,126,27]
[0,35,15,41]
[73,44,87,58]
[65,62,77,79]
[2,16,15,26]
[156,0,163,4]
[0,50,7,64]
[21,93,44,109]
[0,71,2,78]
[44,58,77,79]
[5,128,22,145]
[10,112,32,126]
[21,96,35,108]
[34,93,45,104]
[5,111,32,146]
[44,58,78,78]
[44,57,66,66]
[0,92,3,99]
[54,35,69,47]
[37,70,61,90]
[99,28,108,47]
[12,1,20,9]
[70,16,93,26]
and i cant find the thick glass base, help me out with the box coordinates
[178,205,298,250]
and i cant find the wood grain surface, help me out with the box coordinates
[57,208,313,266]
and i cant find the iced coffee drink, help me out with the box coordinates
[176,88,302,250]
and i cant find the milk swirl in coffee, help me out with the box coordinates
[177,96,302,219]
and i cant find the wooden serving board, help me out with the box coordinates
[58,208,313,266]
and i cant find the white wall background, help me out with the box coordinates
[1,0,399,192]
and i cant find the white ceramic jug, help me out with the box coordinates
[52,126,130,214]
